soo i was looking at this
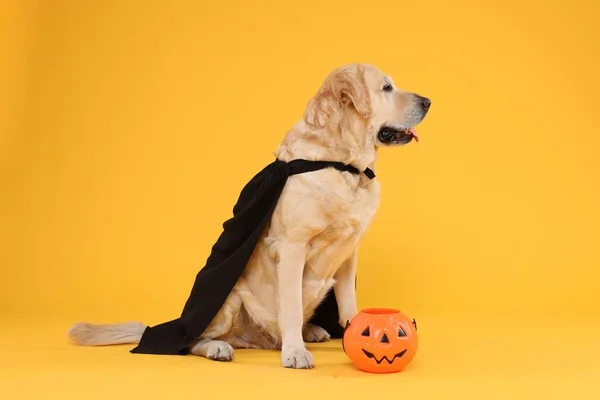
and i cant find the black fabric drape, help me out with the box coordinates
[130,158,374,355]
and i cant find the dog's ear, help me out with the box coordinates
[331,67,372,119]
[304,66,372,128]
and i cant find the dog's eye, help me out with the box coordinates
[382,83,393,92]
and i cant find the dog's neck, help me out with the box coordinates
[275,115,378,176]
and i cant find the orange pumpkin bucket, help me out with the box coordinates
[342,308,418,373]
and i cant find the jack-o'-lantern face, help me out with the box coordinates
[342,308,418,373]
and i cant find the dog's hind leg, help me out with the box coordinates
[190,338,235,361]
[189,289,243,362]
[303,323,331,343]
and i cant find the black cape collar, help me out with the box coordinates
[130,158,374,356]
[286,159,376,180]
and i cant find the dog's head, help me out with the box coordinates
[303,64,431,147]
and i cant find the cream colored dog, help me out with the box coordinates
[68,63,431,369]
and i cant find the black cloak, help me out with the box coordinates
[130,158,375,355]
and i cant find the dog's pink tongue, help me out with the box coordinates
[408,128,419,143]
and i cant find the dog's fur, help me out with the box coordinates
[68,63,430,369]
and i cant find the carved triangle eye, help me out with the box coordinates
[361,326,370,337]
[398,327,407,337]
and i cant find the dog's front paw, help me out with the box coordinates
[281,345,314,369]
[339,312,357,328]
[303,323,331,343]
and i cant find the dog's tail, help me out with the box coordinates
[67,321,147,346]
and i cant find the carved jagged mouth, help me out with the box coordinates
[377,126,419,145]
[362,348,408,364]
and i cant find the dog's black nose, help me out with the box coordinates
[420,97,431,110]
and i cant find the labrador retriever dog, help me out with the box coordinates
[68,63,431,369]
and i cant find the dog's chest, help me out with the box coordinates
[329,183,379,239]
[305,179,380,279]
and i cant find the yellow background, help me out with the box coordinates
[1,0,599,398]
